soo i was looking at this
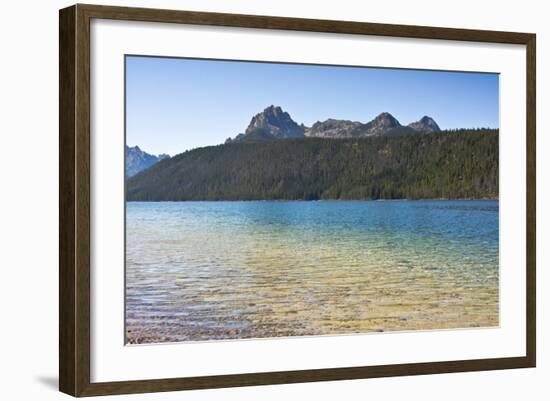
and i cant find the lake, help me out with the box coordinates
[125,200,499,344]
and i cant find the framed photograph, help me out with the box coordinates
[59,4,536,397]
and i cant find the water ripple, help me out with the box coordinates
[126,200,499,344]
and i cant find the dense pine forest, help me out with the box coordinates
[126,129,498,201]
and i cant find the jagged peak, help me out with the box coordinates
[373,112,400,123]
[229,105,305,142]
[365,112,401,133]
[408,116,441,132]
[264,104,283,113]
[251,105,292,121]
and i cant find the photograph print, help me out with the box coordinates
[125,56,499,344]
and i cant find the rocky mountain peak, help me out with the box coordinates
[245,105,304,138]
[224,106,305,143]
[408,116,441,132]
[126,145,170,177]
[263,105,283,115]
[372,112,401,128]
[360,112,402,136]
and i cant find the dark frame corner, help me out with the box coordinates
[59,3,536,397]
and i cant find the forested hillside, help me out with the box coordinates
[127,129,498,201]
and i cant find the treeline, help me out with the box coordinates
[126,129,498,201]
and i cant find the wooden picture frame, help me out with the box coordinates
[59,3,536,397]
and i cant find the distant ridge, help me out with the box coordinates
[126,145,169,177]
[227,106,442,143]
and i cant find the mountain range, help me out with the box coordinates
[226,105,440,143]
[126,105,497,201]
[128,106,442,176]
[126,145,169,177]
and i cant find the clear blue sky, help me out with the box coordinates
[126,56,499,156]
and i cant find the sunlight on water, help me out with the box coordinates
[125,200,499,344]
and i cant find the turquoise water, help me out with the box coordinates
[125,200,499,343]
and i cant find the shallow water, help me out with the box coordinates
[125,200,499,344]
